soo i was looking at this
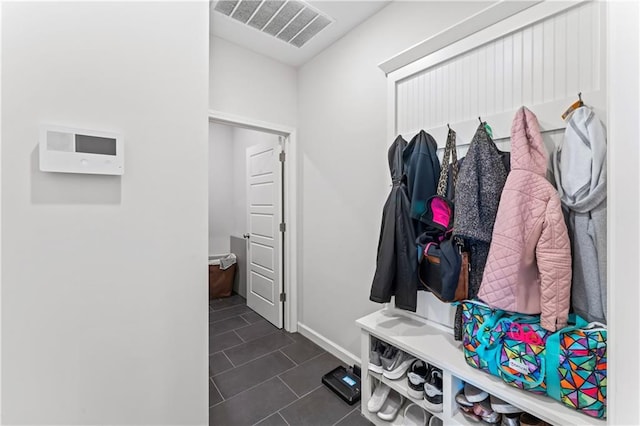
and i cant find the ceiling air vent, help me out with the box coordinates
[213,0,333,48]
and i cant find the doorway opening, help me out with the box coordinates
[208,111,298,332]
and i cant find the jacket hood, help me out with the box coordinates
[388,135,407,180]
[510,107,548,176]
[552,107,607,213]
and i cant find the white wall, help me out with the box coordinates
[231,127,280,237]
[209,122,234,255]
[208,124,278,255]
[297,1,493,359]
[209,36,297,127]
[1,2,209,424]
[607,1,640,422]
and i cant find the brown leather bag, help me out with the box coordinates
[455,251,470,301]
[417,238,469,303]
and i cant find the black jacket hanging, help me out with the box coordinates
[370,132,440,312]
[403,130,441,236]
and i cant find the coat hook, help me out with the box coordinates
[578,92,583,103]
[478,116,483,125]
[447,123,451,130]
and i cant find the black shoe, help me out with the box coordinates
[406,360,430,400]
[423,367,443,413]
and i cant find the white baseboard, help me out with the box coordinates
[297,322,360,367]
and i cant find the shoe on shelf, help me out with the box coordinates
[428,415,443,426]
[455,391,474,408]
[402,403,431,426]
[501,412,521,426]
[377,390,404,422]
[369,337,386,374]
[472,398,501,424]
[519,413,545,426]
[423,367,443,413]
[381,348,416,380]
[464,382,489,403]
[460,406,481,423]
[407,360,430,400]
[490,395,522,414]
[367,381,391,413]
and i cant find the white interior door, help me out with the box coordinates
[246,139,283,328]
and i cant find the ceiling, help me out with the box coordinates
[210,1,391,67]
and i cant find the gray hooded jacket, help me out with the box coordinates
[552,107,607,324]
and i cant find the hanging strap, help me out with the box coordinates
[436,129,459,197]
[545,314,590,400]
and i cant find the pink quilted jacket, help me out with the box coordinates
[478,107,572,331]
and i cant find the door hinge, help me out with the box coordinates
[280,292,286,302]
[279,151,286,162]
[279,222,286,232]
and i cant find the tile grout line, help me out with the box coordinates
[212,347,309,400]
[210,377,225,407]
[212,346,325,413]
[209,306,248,318]
[277,373,301,399]
[209,307,251,323]
[295,383,322,400]
[224,347,288,373]
[332,407,358,426]
[209,316,252,339]
[221,350,236,369]
[279,412,291,426]
[271,380,346,425]
[210,372,295,411]
[252,411,290,426]
[233,329,246,343]
[214,329,294,364]
[211,328,280,356]
[278,349,298,366]
[209,297,246,312]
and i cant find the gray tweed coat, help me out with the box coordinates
[454,124,509,298]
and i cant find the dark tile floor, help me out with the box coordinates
[209,294,373,426]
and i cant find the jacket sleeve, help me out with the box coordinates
[536,194,572,331]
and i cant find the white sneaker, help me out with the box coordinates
[490,395,521,414]
[382,350,416,380]
[369,338,386,374]
[428,415,443,426]
[464,383,488,403]
[377,391,404,421]
[367,381,391,413]
[402,403,431,426]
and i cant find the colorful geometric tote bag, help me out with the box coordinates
[460,300,505,376]
[495,314,557,395]
[546,322,607,418]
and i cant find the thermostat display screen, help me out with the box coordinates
[75,135,116,156]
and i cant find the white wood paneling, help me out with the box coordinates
[396,1,603,145]
[250,241,274,272]
[389,1,606,328]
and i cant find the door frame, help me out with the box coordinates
[208,110,298,333]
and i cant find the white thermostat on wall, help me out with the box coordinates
[39,125,124,175]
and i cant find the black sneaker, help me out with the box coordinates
[406,360,430,400]
[423,367,443,413]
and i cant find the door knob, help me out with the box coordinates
[243,233,250,239]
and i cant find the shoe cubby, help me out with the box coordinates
[365,371,444,425]
[357,309,606,426]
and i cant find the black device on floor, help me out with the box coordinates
[322,366,361,405]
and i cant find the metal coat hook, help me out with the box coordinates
[478,116,483,125]
[578,92,583,103]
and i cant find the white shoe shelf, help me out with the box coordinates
[356,308,606,426]
[363,370,444,426]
